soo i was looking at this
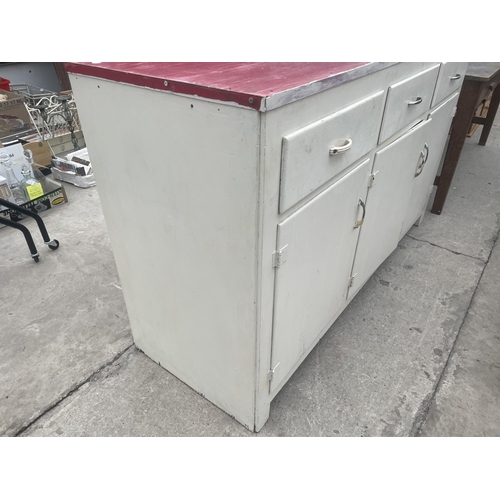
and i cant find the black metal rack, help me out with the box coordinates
[0,198,59,262]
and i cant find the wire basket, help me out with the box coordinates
[10,83,57,108]
[11,84,84,145]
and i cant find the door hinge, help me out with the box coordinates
[267,362,280,382]
[348,273,357,288]
[272,244,288,268]
[368,171,378,188]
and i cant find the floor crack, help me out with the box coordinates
[410,225,500,436]
[406,234,487,262]
[15,343,135,436]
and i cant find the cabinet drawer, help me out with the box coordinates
[47,130,85,155]
[379,65,440,144]
[432,62,468,106]
[279,90,385,213]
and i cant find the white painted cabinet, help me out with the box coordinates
[67,62,464,432]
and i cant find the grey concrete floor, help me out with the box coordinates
[1,116,499,437]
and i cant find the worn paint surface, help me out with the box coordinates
[65,62,382,111]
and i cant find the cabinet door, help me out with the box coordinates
[401,92,459,237]
[348,119,432,299]
[270,159,372,392]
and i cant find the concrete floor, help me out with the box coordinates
[1,116,499,437]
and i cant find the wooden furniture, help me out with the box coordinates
[53,63,72,92]
[66,62,466,431]
[432,62,500,215]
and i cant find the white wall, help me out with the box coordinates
[0,63,62,92]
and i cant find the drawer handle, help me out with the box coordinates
[329,138,352,156]
[450,74,462,81]
[415,143,429,177]
[354,198,366,228]
[408,97,423,106]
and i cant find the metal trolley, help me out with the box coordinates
[0,198,59,262]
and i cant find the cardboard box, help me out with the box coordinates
[0,90,32,139]
[51,147,96,188]
[51,166,95,188]
[22,140,53,167]
[0,175,67,224]
[50,158,90,177]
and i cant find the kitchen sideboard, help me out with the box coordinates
[66,62,467,431]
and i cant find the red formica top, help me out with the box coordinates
[65,62,395,111]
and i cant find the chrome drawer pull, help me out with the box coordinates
[415,143,429,177]
[329,138,352,156]
[423,142,429,162]
[408,97,423,106]
[354,198,366,228]
[450,74,461,80]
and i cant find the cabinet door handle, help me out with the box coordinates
[415,143,429,177]
[354,198,366,228]
[329,138,352,156]
[450,74,462,80]
[408,97,423,106]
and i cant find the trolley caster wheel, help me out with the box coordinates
[48,239,59,250]
[33,255,40,262]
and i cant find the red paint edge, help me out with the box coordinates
[65,63,264,111]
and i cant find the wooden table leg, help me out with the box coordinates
[431,80,481,215]
[479,82,500,146]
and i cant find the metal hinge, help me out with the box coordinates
[368,171,378,188]
[267,362,280,382]
[272,244,288,268]
[348,273,357,288]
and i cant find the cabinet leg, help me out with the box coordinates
[414,211,425,227]
[253,399,271,433]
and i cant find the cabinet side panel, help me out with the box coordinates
[69,75,260,429]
